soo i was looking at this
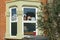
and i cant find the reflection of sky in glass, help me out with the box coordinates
[11,8,17,21]
[24,8,35,14]
[11,8,16,16]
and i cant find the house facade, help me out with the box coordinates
[5,0,43,39]
[0,0,47,40]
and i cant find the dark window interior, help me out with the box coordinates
[11,22,17,36]
[24,23,36,32]
[24,23,36,35]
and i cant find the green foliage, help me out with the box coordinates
[38,0,60,40]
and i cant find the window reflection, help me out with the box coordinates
[11,8,17,21]
[23,8,36,21]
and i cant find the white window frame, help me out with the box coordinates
[10,7,18,37]
[22,7,38,36]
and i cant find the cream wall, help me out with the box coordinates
[5,1,42,39]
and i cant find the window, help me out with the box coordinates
[10,7,17,36]
[11,22,17,36]
[23,8,36,21]
[23,7,37,36]
[11,8,17,21]
[24,23,36,35]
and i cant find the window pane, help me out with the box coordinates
[24,23,36,35]
[11,8,17,21]
[23,8,36,21]
[11,22,17,36]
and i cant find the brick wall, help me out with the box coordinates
[39,0,47,5]
[0,0,6,40]
[0,0,12,39]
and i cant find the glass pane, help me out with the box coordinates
[23,8,36,21]
[11,8,17,21]
[24,23,36,35]
[11,22,17,36]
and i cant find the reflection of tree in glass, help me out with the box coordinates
[24,12,36,21]
[26,12,35,17]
